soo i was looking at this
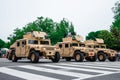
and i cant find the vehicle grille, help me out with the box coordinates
[45,47,54,50]
[89,50,94,52]
[110,51,114,53]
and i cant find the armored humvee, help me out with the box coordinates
[7,31,60,63]
[56,35,96,62]
[84,39,117,61]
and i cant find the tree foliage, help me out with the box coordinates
[86,31,100,40]
[7,17,75,47]
[86,30,114,48]
[86,1,120,51]
[0,39,5,48]
[110,1,120,50]
[98,30,114,49]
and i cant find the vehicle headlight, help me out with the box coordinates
[36,46,39,48]
[43,48,46,50]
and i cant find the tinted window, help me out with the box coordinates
[80,44,85,47]
[17,42,20,47]
[95,45,99,48]
[88,45,92,48]
[28,40,38,44]
[22,41,26,46]
[71,43,78,46]
[59,44,62,48]
[65,44,69,48]
[40,41,49,45]
[101,46,105,48]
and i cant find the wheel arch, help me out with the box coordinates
[74,50,84,56]
[98,51,107,56]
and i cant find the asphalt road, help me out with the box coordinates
[0,58,120,80]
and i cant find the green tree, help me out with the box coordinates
[86,31,100,40]
[49,18,75,44]
[86,30,114,49]
[98,30,114,48]
[110,1,120,50]
[0,39,5,48]
[86,32,96,40]
[7,16,75,47]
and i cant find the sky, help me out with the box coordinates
[0,0,118,41]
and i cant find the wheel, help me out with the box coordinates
[30,51,39,63]
[85,57,90,61]
[11,51,18,62]
[65,57,71,61]
[7,53,12,60]
[74,51,84,62]
[108,57,116,62]
[97,52,106,62]
[51,52,60,63]
[89,55,97,62]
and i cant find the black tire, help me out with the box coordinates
[97,52,106,62]
[85,57,90,61]
[74,51,84,62]
[108,57,116,62]
[51,52,60,63]
[11,51,18,62]
[89,55,97,62]
[65,57,71,61]
[30,51,39,63]
[7,53,13,60]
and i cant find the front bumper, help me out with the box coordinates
[88,52,95,57]
[44,50,55,56]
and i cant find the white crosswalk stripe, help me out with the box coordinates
[0,67,59,80]
[57,63,120,71]
[42,64,113,74]
[68,62,120,69]
[19,65,93,79]
[0,62,120,80]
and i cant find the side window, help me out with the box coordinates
[80,44,85,47]
[22,41,26,47]
[34,40,38,44]
[28,40,38,44]
[17,42,20,47]
[70,44,72,47]
[65,44,69,48]
[95,45,99,48]
[88,45,91,48]
[59,44,62,48]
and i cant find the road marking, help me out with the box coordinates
[68,62,120,68]
[0,67,59,80]
[57,63,120,71]
[73,71,120,80]
[19,65,93,79]
[42,64,113,74]
[1,61,120,80]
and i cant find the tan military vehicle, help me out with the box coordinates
[7,31,60,63]
[56,35,96,62]
[84,39,117,61]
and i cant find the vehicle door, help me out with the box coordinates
[16,41,21,57]
[63,43,70,57]
[21,40,26,57]
[69,43,78,56]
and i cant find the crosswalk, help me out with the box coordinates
[0,61,120,80]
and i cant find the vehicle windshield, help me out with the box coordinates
[94,45,99,48]
[80,44,85,47]
[40,41,49,45]
[87,45,92,48]
[28,40,38,44]
[101,45,106,48]
[71,43,78,46]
